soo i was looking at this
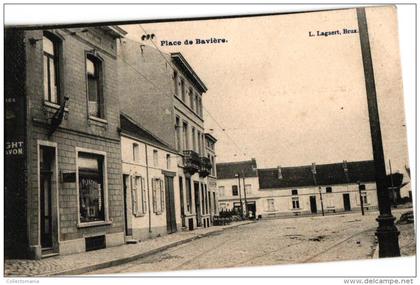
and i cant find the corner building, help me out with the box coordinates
[5,26,127,259]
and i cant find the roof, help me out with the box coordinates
[171,53,208,93]
[216,159,258,179]
[120,113,176,153]
[258,160,376,189]
[101,26,127,38]
[204,133,217,143]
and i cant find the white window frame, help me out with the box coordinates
[132,143,139,162]
[292,196,300,209]
[152,178,165,214]
[75,147,110,227]
[266,198,275,212]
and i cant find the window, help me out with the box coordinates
[245,184,252,195]
[183,122,189,150]
[166,154,171,169]
[173,71,178,97]
[180,79,185,102]
[189,87,194,109]
[232,185,238,196]
[152,178,165,214]
[326,187,332,193]
[292,197,300,209]
[211,156,215,176]
[86,54,103,118]
[131,176,147,216]
[192,127,196,152]
[43,33,60,104]
[359,184,366,191]
[218,186,225,196]
[291,189,298,196]
[78,152,106,223]
[175,117,181,151]
[195,94,199,114]
[267,199,275,212]
[197,131,202,155]
[153,150,158,167]
[132,143,139,162]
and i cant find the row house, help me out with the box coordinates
[216,159,379,219]
[118,38,215,231]
[120,113,180,241]
[257,160,378,218]
[5,26,127,259]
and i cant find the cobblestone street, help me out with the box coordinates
[89,209,415,275]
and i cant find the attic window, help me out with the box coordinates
[326,187,332,193]
[291,189,298,196]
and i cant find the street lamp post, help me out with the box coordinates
[358,181,365,216]
[242,171,248,219]
[236,173,244,219]
[357,7,400,257]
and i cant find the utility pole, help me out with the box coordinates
[242,171,248,218]
[236,173,244,219]
[358,181,365,216]
[357,7,400,257]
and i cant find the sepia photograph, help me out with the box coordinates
[3,3,416,279]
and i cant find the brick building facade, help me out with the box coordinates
[5,26,127,259]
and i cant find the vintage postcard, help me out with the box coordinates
[3,5,415,277]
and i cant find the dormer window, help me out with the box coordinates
[43,32,60,104]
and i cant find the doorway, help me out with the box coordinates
[165,175,177,234]
[39,144,58,254]
[122,175,130,236]
[194,182,201,227]
[343,193,351,211]
[310,196,317,214]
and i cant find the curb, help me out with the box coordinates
[49,220,255,276]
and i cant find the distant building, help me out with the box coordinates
[120,113,180,241]
[216,159,379,218]
[204,133,218,222]
[257,160,378,218]
[216,159,259,218]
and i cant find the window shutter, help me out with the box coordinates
[152,179,157,213]
[160,179,165,212]
[142,177,147,214]
[131,176,138,216]
[136,177,142,215]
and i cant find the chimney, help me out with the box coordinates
[277,166,283,179]
[343,160,348,172]
[311,162,317,175]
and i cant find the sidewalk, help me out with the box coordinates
[4,220,254,277]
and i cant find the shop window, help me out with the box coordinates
[232,185,238,196]
[78,152,106,223]
[152,178,165,214]
[131,176,147,216]
[43,32,60,104]
[86,54,104,118]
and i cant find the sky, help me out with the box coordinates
[120,6,410,174]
